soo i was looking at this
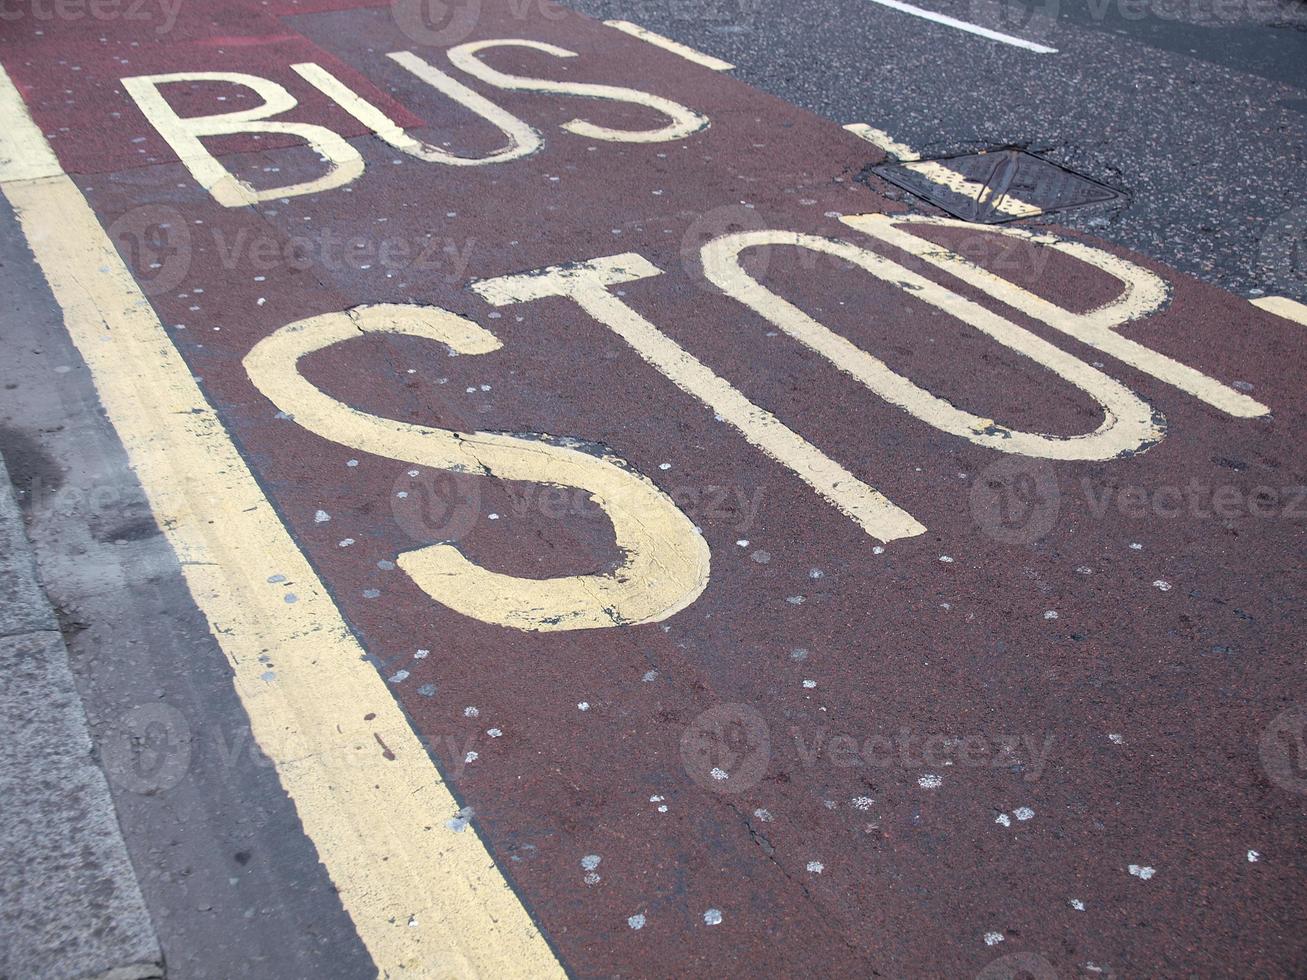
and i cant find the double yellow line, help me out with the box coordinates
[0,66,561,979]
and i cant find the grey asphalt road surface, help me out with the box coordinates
[564,0,1307,300]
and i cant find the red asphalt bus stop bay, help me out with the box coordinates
[1,0,1305,975]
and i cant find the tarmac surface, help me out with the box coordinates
[0,0,1304,977]
[563,0,1307,299]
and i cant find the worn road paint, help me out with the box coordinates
[0,66,562,980]
[860,0,1059,52]
[604,20,737,71]
[5,0,1304,974]
[844,122,1043,217]
[1252,295,1307,326]
[295,55,543,166]
[122,71,365,207]
[0,71,62,181]
[701,228,1163,459]
[446,38,710,142]
[844,214,1269,417]
[843,123,921,162]
[473,255,928,543]
[244,304,711,631]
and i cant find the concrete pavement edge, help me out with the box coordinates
[0,451,164,980]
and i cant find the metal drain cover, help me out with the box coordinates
[873,148,1124,224]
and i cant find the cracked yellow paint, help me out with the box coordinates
[243,304,711,631]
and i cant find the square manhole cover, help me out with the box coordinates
[873,148,1124,224]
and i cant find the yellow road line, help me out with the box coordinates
[0,72,62,181]
[0,65,562,980]
[473,255,927,544]
[1251,295,1307,326]
[604,19,736,70]
[843,123,920,161]
[845,122,1042,218]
